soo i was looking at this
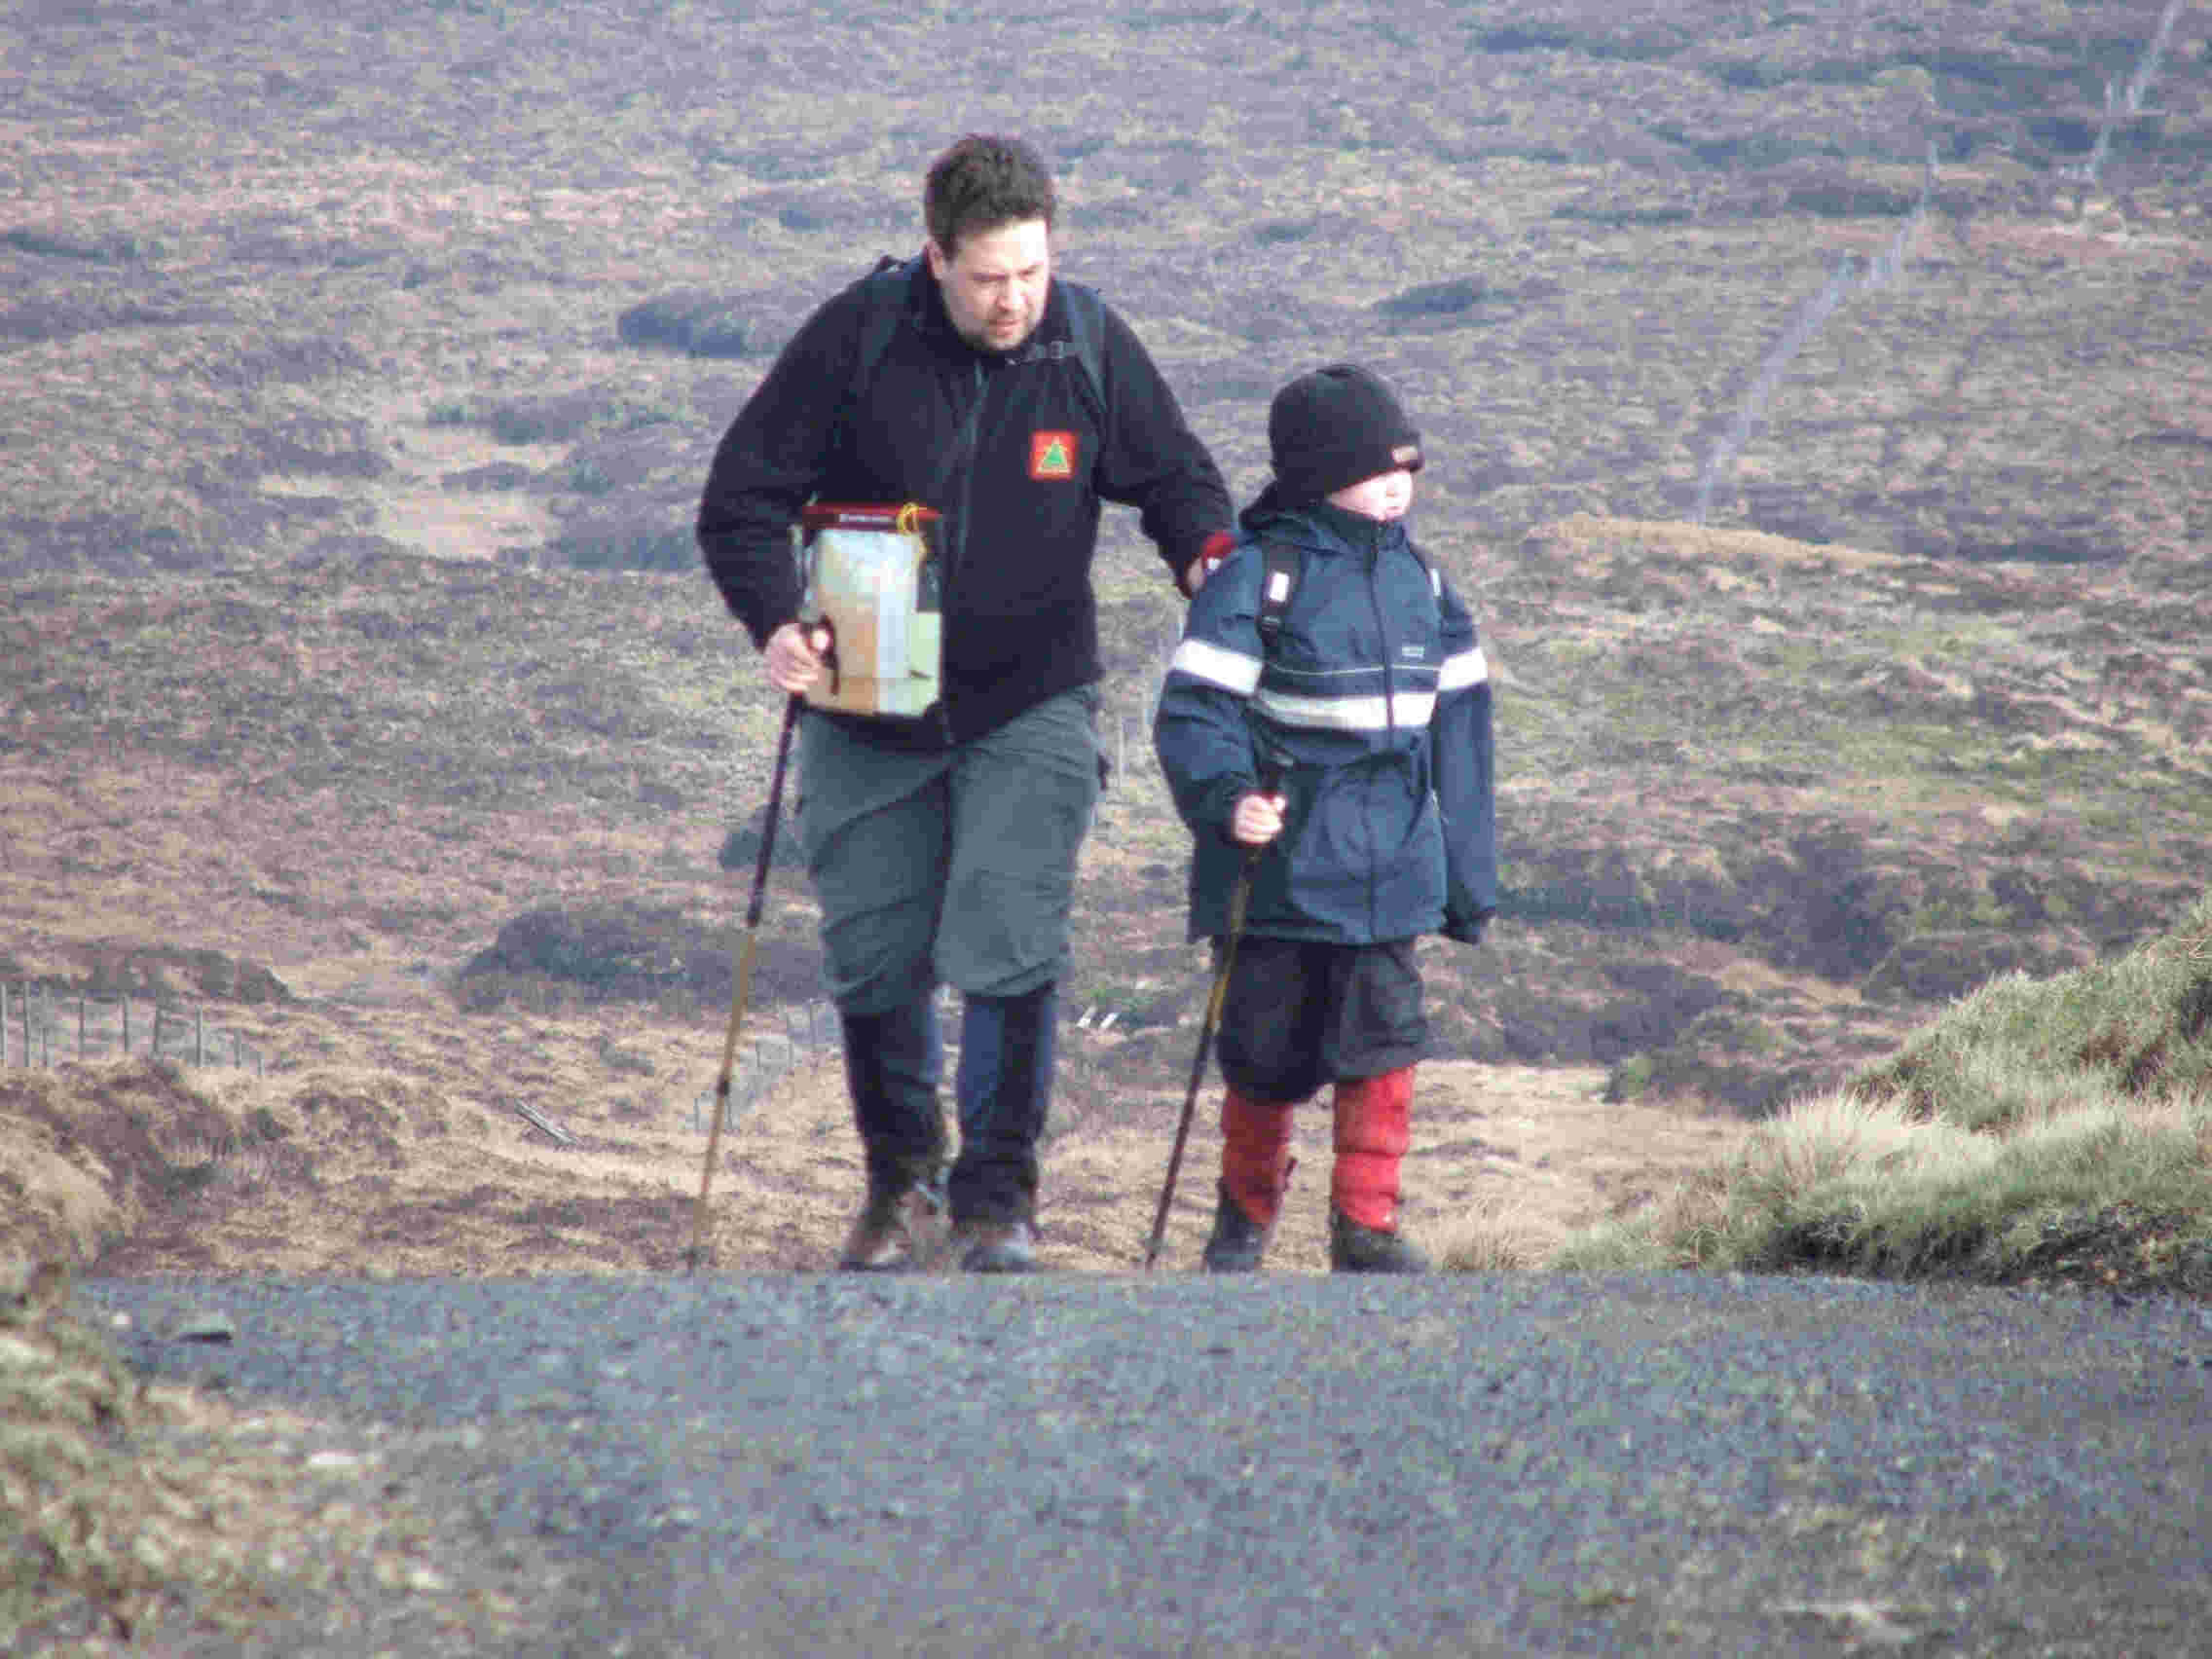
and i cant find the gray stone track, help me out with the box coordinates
[75,1271,2212,1657]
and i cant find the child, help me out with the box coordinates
[1153,363,1497,1272]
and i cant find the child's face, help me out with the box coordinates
[1326,468,1415,522]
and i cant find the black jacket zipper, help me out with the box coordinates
[932,357,991,742]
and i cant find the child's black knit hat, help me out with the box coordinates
[1267,363,1423,502]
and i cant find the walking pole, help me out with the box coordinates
[1143,760,1283,1271]
[686,691,803,1272]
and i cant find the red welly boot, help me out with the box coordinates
[1330,1067,1430,1273]
[1204,1088,1296,1272]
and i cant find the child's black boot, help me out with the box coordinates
[1329,1067,1429,1274]
[1201,1182,1268,1272]
[1328,1206,1431,1274]
[1204,1089,1295,1272]
[1202,1156,1295,1272]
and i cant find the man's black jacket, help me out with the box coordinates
[696,256,1231,745]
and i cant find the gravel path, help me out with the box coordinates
[75,1272,2212,1657]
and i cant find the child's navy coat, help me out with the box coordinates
[1153,487,1497,946]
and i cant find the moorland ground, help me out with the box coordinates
[4,2,2212,1647]
[4,0,2205,1276]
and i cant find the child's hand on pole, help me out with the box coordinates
[1231,790,1285,847]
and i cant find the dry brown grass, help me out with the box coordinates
[0,1046,1747,1282]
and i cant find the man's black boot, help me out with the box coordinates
[946,1217,1037,1274]
[947,983,1055,1271]
[837,997,947,1272]
[838,1164,947,1272]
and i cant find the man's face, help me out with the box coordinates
[928,218,1051,352]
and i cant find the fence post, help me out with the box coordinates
[195,1007,205,1066]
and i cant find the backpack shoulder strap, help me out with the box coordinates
[1051,279,1107,421]
[1257,540,1301,646]
[1253,538,1441,649]
[848,254,914,406]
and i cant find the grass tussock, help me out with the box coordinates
[0,1259,262,1647]
[0,1257,505,1651]
[1436,1192,1557,1272]
[1546,887,2212,1295]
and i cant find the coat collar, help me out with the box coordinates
[1237,484,1405,556]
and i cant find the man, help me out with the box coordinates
[697,135,1233,1272]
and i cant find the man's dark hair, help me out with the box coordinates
[924,135,1056,259]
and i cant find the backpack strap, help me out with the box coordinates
[1257,540,1301,647]
[1040,279,1108,426]
[1253,539,1441,647]
[848,254,914,410]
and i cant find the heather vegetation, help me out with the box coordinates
[4,1,2211,1641]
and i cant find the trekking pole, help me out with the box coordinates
[685,689,803,1272]
[1143,758,1284,1271]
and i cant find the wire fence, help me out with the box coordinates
[2066,0,2184,191]
[0,982,267,1076]
[1694,144,1936,527]
[1694,3,2185,531]
[690,996,844,1132]
[1102,632,1185,786]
